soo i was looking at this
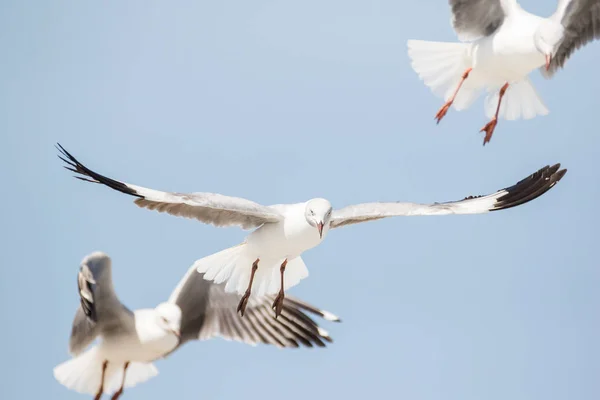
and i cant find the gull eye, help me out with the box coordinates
[161,317,168,324]
[310,210,315,216]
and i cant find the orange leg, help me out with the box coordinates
[237,259,260,317]
[480,82,509,145]
[435,67,472,124]
[271,259,288,318]
[94,361,108,400]
[111,362,130,400]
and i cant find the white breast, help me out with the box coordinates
[99,310,178,363]
[246,203,325,259]
[472,14,546,83]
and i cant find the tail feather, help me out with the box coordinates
[407,39,480,111]
[53,347,158,395]
[197,243,247,285]
[194,244,309,297]
[484,79,549,121]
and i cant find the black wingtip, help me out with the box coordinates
[491,163,566,212]
[56,143,142,198]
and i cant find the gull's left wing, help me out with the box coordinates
[57,144,283,230]
[543,0,600,78]
[330,164,566,229]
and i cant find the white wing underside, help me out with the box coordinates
[330,164,566,228]
[57,144,284,230]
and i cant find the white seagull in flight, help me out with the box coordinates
[54,252,340,400]
[57,144,566,317]
[407,0,600,145]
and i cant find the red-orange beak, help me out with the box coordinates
[545,54,552,71]
[317,221,324,239]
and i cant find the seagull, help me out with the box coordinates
[407,0,600,145]
[54,252,340,400]
[57,144,566,317]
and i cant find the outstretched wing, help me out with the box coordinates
[165,266,341,354]
[449,0,506,41]
[57,144,284,230]
[330,164,566,229]
[543,0,600,77]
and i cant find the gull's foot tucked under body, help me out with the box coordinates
[237,259,259,317]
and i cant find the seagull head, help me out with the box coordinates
[305,198,333,239]
[534,20,564,71]
[155,302,182,339]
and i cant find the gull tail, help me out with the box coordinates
[194,244,309,297]
[407,40,480,110]
[484,78,549,121]
[53,347,158,395]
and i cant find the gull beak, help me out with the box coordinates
[317,221,324,239]
[171,329,180,339]
[545,54,552,71]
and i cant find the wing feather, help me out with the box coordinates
[330,164,566,229]
[545,0,600,76]
[449,0,506,41]
[57,144,283,230]
[167,266,340,353]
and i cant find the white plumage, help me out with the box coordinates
[54,251,341,398]
[408,0,600,144]
[58,144,567,317]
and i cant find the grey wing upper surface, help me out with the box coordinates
[449,0,506,41]
[68,252,134,355]
[330,164,566,229]
[165,266,341,354]
[544,0,600,77]
[57,144,283,230]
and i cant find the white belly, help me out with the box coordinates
[99,312,178,363]
[472,20,545,84]
[99,337,157,363]
[196,204,328,296]
[246,217,325,260]
[100,337,175,363]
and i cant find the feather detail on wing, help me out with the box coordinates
[330,164,566,228]
[449,0,506,41]
[544,0,600,77]
[57,144,283,230]
[166,267,340,353]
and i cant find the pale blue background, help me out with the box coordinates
[1,1,598,399]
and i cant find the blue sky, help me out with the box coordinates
[1,1,599,399]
